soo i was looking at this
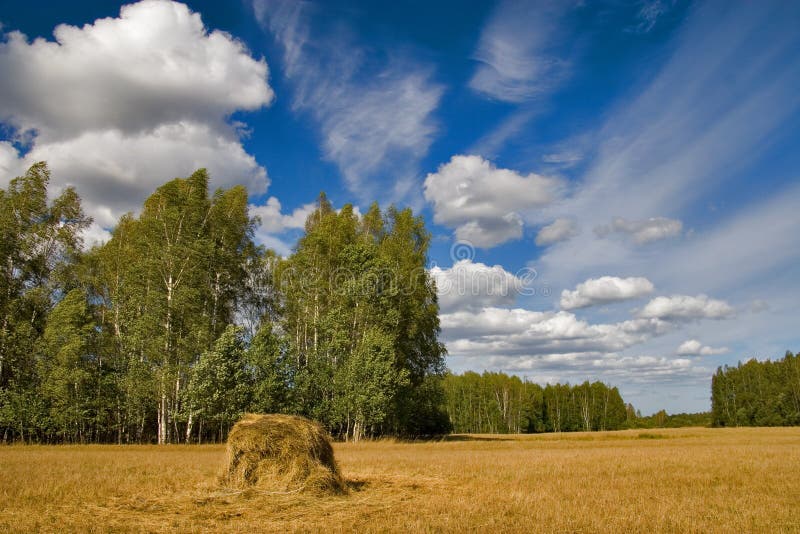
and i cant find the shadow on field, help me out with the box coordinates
[345,478,370,492]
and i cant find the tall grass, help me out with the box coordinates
[1,427,799,532]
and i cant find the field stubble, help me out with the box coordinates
[1,427,799,532]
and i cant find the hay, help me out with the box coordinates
[220,414,346,495]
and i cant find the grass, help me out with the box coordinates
[2,427,800,532]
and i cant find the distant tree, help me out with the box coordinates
[711,352,800,427]
[443,373,631,434]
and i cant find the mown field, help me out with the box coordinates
[2,427,799,533]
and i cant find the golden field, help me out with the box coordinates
[1,427,799,533]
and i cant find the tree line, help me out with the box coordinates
[0,163,447,443]
[441,372,716,433]
[711,351,800,427]
[1,163,755,444]
[443,372,630,433]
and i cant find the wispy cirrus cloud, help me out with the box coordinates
[535,1,800,291]
[252,0,443,205]
[469,0,573,103]
[441,2,800,412]
[594,216,683,245]
[629,0,677,34]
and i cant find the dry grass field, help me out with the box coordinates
[2,427,799,533]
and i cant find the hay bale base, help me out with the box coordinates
[220,414,346,495]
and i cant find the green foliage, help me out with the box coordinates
[185,325,251,438]
[711,352,800,427]
[0,163,89,442]
[0,164,449,443]
[631,410,711,429]
[38,289,100,442]
[335,328,409,441]
[444,372,628,433]
[2,161,730,444]
[245,322,292,414]
[276,195,448,440]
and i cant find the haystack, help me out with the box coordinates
[220,414,346,494]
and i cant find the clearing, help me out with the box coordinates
[1,427,799,532]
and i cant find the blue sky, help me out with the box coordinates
[1,0,798,414]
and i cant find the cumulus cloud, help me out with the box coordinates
[449,352,707,388]
[470,0,571,103]
[0,1,271,140]
[81,222,113,249]
[638,294,735,321]
[595,216,683,244]
[0,141,26,184]
[250,197,315,234]
[253,0,442,203]
[15,122,268,227]
[0,1,272,226]
[454,214,524,248]
[440,307,669,358]
[248,197,316,255]
[676,339,729,356]
[429,259,530,312]
[424,154,561,248]
[536,218,578,246]
[560,276,654,310]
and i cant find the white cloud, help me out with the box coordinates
[454,214,523,248]
[469,109,537,159]
[0,141,26,185]
[253,0,442,204]
[638,295,734,321]
[430,259,526,312]
[248,197,316,255]
[0,0,272,141]
[677,339,728,356]
[560,276,654,310]
[250,197,314,234]
[536,218,578,246]
[448,352,708,389]
[441,307,668,358]
[470,0,571,103]
[6,121,267,227]
[595,216,682,244]
[424,154,561,248]
[542,150,583,165]
[534,2,800,300]
[449,2,800,413]
[80,222,113,249]
[0,1,273,227]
